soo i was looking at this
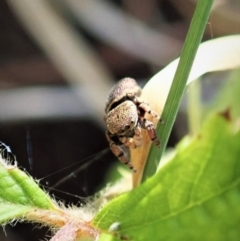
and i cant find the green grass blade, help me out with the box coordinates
[141,0,214,182]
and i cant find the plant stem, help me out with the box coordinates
[141,0,214,183]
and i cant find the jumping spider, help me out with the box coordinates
[104,78,160,172]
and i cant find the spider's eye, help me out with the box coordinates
[118,129,125,133]
[124,124,130,130]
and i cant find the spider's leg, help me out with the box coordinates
[132,122,142,147]
[106,131,137,172]
[138,102,159,119]
[110,142,137,172]
[139,119,160,147]
[119,136,137,149]
[126,93,160,119]
[119,122,142,148]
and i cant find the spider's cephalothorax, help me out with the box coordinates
[104,78,160,172]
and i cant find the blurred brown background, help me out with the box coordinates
[0,0,239,240]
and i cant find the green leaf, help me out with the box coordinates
[93,113,240,241]
[0,203,32,223]
[98,233,121,241]
[0,158,57,223]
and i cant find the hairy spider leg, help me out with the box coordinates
[106,131,137,172]
[126,94,161,147]
[126,93,160,119]
[119,122,142,148]
[139,119,160,147]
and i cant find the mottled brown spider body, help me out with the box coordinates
[104,78,160,172]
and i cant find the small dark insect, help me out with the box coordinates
[104,78,160,172]
[0,141,16,163]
